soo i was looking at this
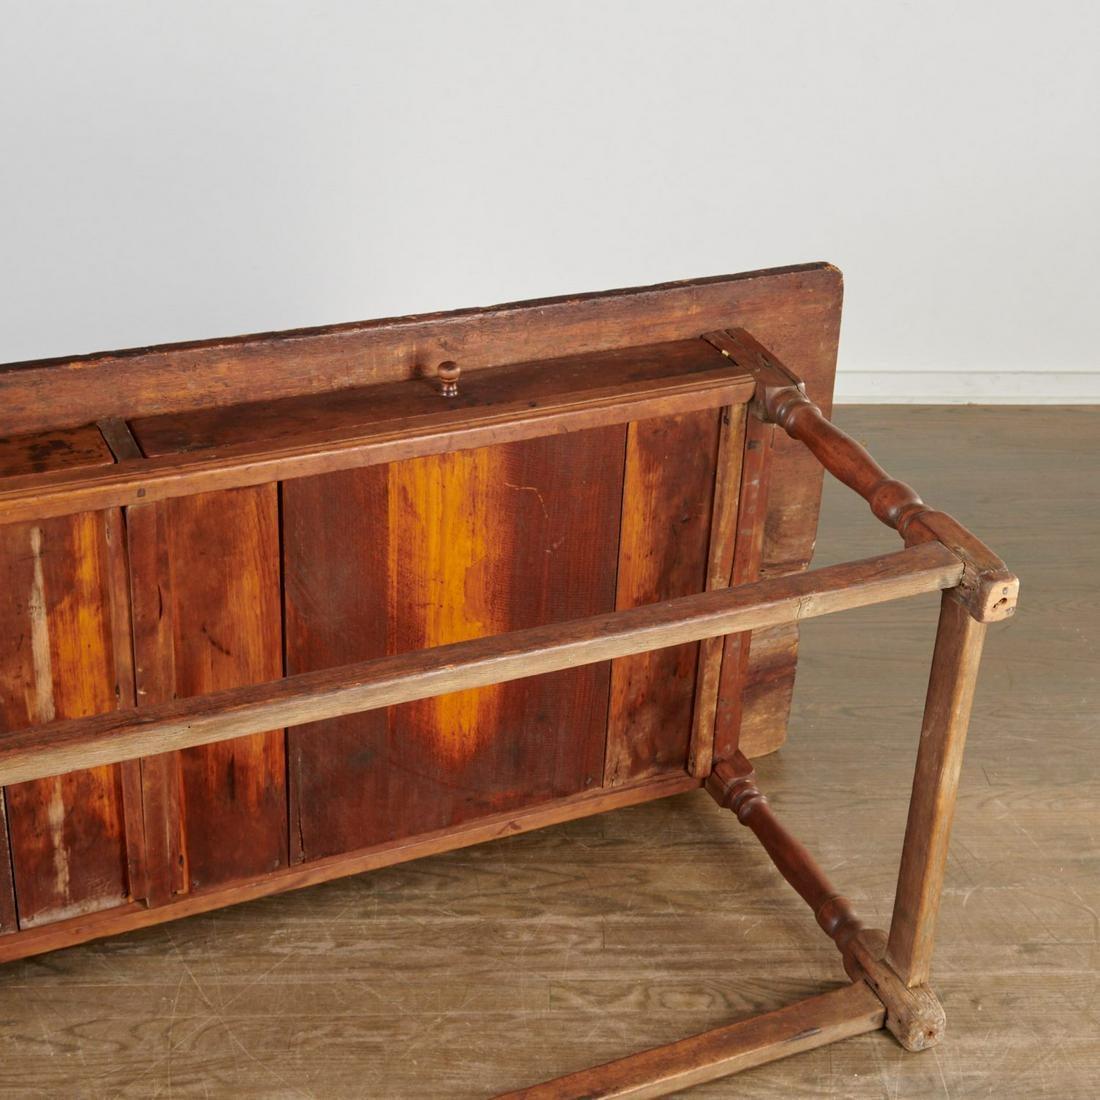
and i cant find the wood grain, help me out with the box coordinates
[128,486,288,892]
[688,405,748,776]
[0,357,750,527]
[286,429,624,859]
[129,339,734,455]
[0,771,701,965]
[713,413,775,761]
[0,405,1080,1100]
[0,267,845,778]
[0,424,113,478]
[282,464,390,863]
[0,428,134,929]
[0,799,15,933]
[0,265,840,438]
[0,514,129,926]
[0,544,962,789]
[886,592,987,986]
[496,981,885,1099]
[606,410,722,785]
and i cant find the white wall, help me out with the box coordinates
[2,1,1097,402]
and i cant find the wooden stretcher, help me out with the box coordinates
[0,264,1016,1095]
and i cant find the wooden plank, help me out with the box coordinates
[887,592,987,986]
[0,513,130,926]
[0,363,750,526]
[102,507,148,905]
[493,981,885,1099]
[2,268,843,772]
[736,621,799,758]
[285,428,625,859]
[95,415,170,907]
[283,464,390,863]
[0,799,15,933]
[0,544,964,788]
[0,771,701,965]
[126,502,185,905]
[606,410,722,785]
[688,405,748,775]
[713,412,775,761]
[0,265,840,438]
[0,424,114,478]
[130,339,734,453]
[128,486,287,892]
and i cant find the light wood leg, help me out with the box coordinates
[887,592,987,987]
[492,982,885,1100]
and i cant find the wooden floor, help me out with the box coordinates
[0,406,1096,1098]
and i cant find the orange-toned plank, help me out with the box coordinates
[605,410,722,784]
[0,513,129,927]
[285,428,625,858]
[129,487,287,891]
[386,429,624,837]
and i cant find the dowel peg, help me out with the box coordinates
[438,361,461,397]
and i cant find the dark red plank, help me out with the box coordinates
[605,410,722,784]
[129,486,287,891]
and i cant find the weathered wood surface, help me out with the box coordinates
[285,428,625,860]
[606,410,723,785]
[1,266,844,770]
[0,266,839,441]
[0,544,962,789]
[0,771,701,965]
[127,484,288,893]
[129,339,734,454]
[886,593,987,986]
[0,405,1078,1099]
[0,424,114,479]
[496,981,884,1099]
[688,406,747,776]
[707,327,1018,623]
[713,411,775,761]
[0,429,135,929]
[0,349,750,526]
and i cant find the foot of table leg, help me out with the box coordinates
[844,928,946,1051]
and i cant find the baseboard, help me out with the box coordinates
[834,369,1100,404]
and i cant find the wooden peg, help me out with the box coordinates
[437,361,461,397]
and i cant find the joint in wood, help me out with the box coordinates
[703,327,1018,626]
[843,928,946,1052]
[903,510,1019,622]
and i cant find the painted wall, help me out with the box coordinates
[2,2,1097,401]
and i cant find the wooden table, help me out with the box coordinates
[0,264,1016,1096]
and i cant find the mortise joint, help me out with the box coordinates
[843,929,946,1051]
